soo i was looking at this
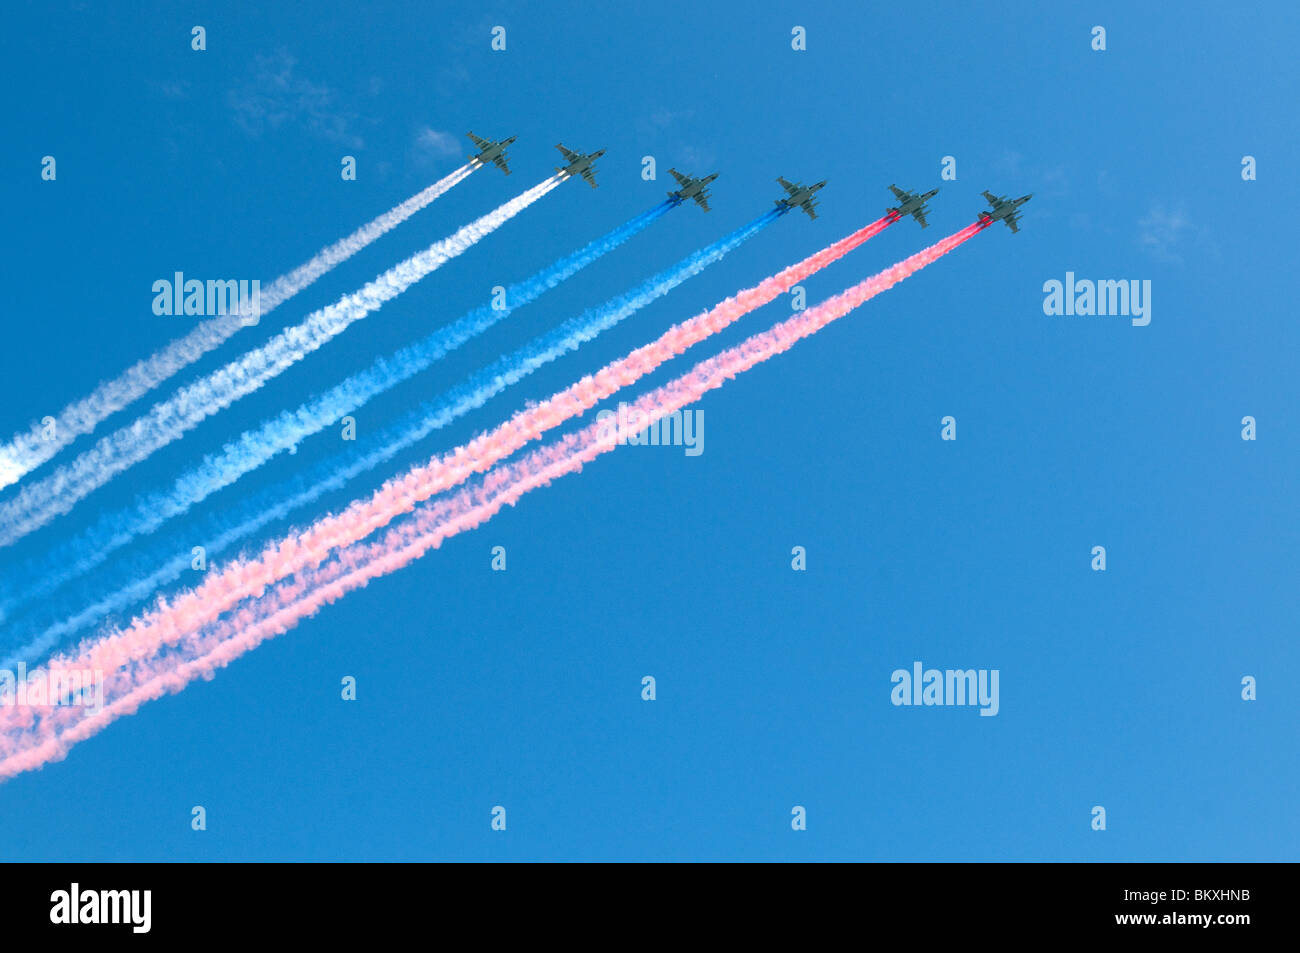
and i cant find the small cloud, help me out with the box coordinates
[993,150,1024,176]
[414,126,461,159]
[439,62,472,89]
[157,79,190,101]
[1038,165,1068,194]
[989,153,1069,202]
[638,107,696,138]
[649,108,694,129]
[674,144,718,171]
[228,50,363,148]
[1137,203,1194,264]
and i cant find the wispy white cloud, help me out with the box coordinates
[415,126,461,159]
[156,79,190,101]
[1137,203,1195,264]
[993,150,1024,176]
[228,50,363,148]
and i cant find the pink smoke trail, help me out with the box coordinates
[0,221,984,778]
[15,213,902,678]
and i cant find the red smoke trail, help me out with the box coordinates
[17,213,902,677]
[0,220,984,778]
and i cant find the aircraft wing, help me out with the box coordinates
[556,143,580,162]
[694,193,711,212]
[493,155,511,175]
[468,132,490,149]
[801,200,818,220]
[580,167,598,188]
[889,184,908,202]
[777,176,799,196]
[1004,212,1020,233]
[912,208,929,228]
[982,190,999,205]
[669,168,690,187]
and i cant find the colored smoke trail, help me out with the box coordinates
[0,221,985,777]
[0,210,889,660]
[0,201,676,632]
[0,164,476,491]
[4,205,776,643]
[0,174,563,548]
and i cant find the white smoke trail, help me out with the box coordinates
[0,222,989,779]
[0,202,676,640]
[0,174,563,547]
[0,164,476,490]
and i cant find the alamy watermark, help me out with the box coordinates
[50,883,151,933]
[1042,272,1151,326]
[596,403,704,456]
[0,663,105,715]
[890,661,1000,716]
[152,272,261,325]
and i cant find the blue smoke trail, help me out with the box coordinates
[0,201,674,626]
[1,207,781,667]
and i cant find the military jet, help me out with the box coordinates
[775,176,826,220]
[466,131,516,175]
[978,190,1033,233]
[667,168,719,211]
[887,184,940,228]
[555,143,606,187]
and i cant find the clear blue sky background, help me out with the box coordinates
[1,1,1296,860]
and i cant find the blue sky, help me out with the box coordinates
[1,0,1297,860]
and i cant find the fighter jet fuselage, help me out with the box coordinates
[776,176,827,220]
[467,131,516,175]
[555,143,606,187]
[888,185,940,227]
[667,168,719,211]
[979,191,1033,233]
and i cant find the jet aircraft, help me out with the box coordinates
[774,176,827,220]
[887,184,940,228]
[466,131,516,175]
[555,143,606,187]
[667,168,719,211]
[978,190,1033,233]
